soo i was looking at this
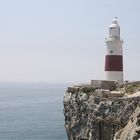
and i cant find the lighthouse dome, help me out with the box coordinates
[109,23,120,28]
[109,17,120,28]
[112,17,118,24]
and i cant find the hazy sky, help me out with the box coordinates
[0,0,140,83]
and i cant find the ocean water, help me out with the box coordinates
[0,83,67,140]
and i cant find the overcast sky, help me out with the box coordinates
[0,0,140,83]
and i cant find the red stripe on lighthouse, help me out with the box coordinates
[105,55,123,71]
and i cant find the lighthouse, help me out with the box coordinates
[105,17,123,83]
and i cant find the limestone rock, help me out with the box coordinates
[63,82,140,140]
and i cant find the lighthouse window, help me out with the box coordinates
[110,50,113,53]
[118,28,120,36]
[109,27,113,35]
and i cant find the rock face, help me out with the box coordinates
[63,81,140,140]
[114,106,140,140]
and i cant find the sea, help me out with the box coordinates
[0,83,68,140]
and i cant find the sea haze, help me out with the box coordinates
[0,83,67,140]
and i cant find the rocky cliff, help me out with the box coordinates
[63,81,140,140]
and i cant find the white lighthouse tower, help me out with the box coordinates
[105,17,123,83]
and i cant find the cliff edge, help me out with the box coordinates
[63,81,140,140]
